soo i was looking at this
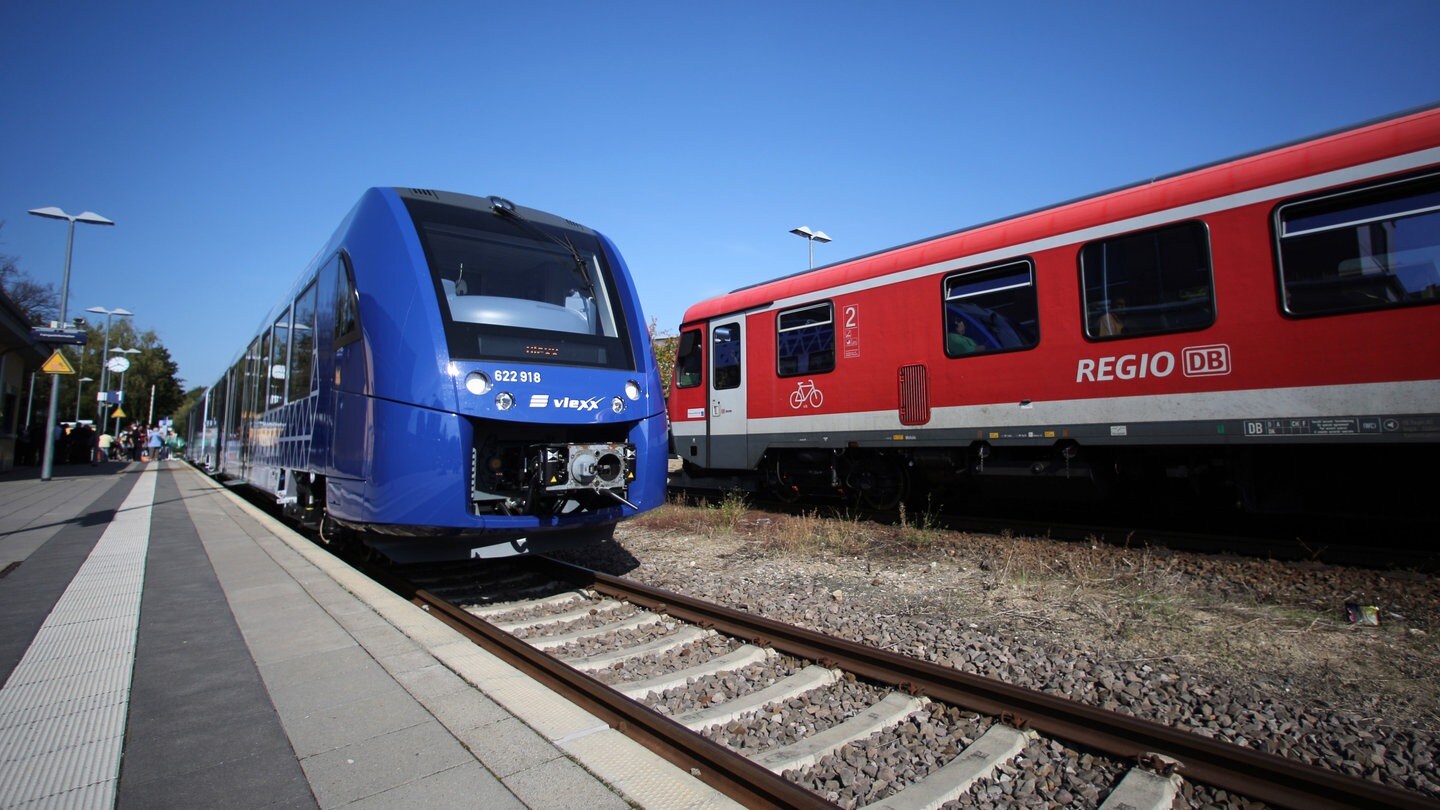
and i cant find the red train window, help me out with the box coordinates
[777,302,835,377]
[1277,172,1440,317]
[1079,221,1214,339]
[942,260,1039,357]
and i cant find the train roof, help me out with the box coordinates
[206,187,606,390]
[392,188,598,236]
[680,103,1440,327]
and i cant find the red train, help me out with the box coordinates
[667,106,1440,515]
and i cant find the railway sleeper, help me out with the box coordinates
[525,611,663,651]
[489,597,630,633]
[617,644,776,699]
[754,692,931,774]
[861,724,1034,810]
[463,587,588,618]
[563,625,713,671]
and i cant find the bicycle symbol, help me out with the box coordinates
[789,379,824,409]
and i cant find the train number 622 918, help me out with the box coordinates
[493,369,542,383]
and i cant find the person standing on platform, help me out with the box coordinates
[130,423,145,461]
[146,425,163,461]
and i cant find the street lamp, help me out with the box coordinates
[29,206,114,481]
[87,306,133,433]
[789,225,832,269]
[74,377,94,423]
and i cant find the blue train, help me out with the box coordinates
[183,188,667,561]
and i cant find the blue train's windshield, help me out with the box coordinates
[405,197,634,369]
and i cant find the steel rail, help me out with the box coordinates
[536,557,1440,810]
[367,566,834,810]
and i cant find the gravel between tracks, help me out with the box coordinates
[552,500,1440,803]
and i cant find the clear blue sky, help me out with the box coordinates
[3,2,1438,390]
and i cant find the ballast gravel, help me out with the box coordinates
[539,507,1440,806]
[792,704,992,806]
[596,633,740,685]
[648,657,809,711]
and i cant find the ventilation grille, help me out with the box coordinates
[898,364,930,426]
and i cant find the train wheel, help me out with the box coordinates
[764,458,802,503]
[850,456,907,511]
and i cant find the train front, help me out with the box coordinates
[342,189,666,561]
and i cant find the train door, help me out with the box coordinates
[239,335,262,481]
[669,326,708,466]
[708,318,749,469]
[311,255,338,474]
[328,254,367,480]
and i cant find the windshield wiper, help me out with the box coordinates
[488,196,594,292]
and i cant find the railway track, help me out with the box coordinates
[373,557,1438,810]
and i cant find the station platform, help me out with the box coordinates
[0,460,732,809]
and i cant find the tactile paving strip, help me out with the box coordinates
[0,469,155,808]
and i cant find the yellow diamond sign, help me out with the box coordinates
[42,350,75,375]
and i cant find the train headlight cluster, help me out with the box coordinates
[465,371,492,395]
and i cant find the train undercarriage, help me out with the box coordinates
[681,440,1428,521]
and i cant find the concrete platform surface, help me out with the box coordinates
[0,460,733,809]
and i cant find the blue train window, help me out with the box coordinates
[258,328,273,410]
[1277,172,1440,317]
[942,259,1040,357]
[776,302,835,377]
[335,255,360,346]
[405,197,634,370]
[1080,222,1214,340]
[243,336,262,424]
[269,308,289,408]
[288,280,318,402]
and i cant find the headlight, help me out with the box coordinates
[496,392,515,410]
[465,371,492,395]
[611,397,625,414]
[624,380,641,401]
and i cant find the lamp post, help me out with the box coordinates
[74,377,94,423]
[86,306,133,434]
[29,206,114,481]
[25,371,37,432]
[789,225,832,269]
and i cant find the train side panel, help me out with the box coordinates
[670,107,1440,510]
[185,187,666,560]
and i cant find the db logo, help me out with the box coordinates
[1182,344,1231,377]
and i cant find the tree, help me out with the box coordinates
[173,386,208,440]
[649,317,676,397]
[128,335,185,423]
[55,319,188,429]
[0,222,59,325]
[2,227,187,435]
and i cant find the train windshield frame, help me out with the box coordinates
[405,198,635,370]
